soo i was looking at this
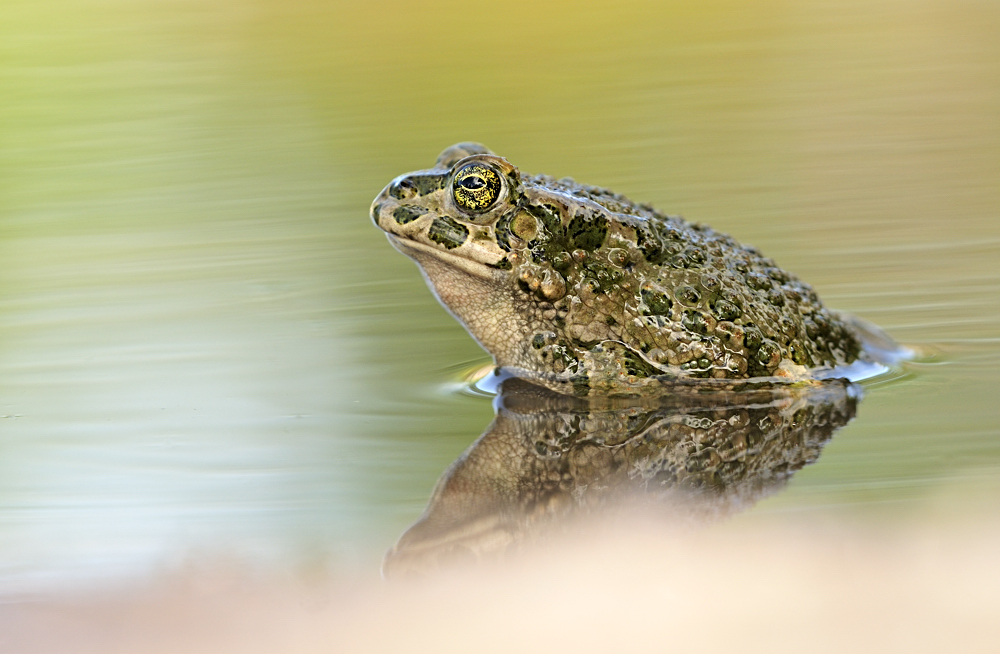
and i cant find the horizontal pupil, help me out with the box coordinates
[462,176,486,190]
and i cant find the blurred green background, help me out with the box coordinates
[1,0,998,591]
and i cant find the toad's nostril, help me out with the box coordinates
[389,178,417,200]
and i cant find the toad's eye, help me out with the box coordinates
[453,163,502,213]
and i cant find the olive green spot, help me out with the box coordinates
[506,171,521,200]
[635,226,664,263]
[392,205,427,225]
[568,211,608,251]
[620,348,657,378]
[790,341,813,366]
[495,213,514,252]
[410,173,448,196]
[531,333,547,349]
[682,310,710,335]
[487,257,512,270]
[427,216,469,249]
[580,261,623,293]
[551,251,572,271]
[779,316,798,341]
[522,203,575,265]
[712,299,742,321]
[641,288,672,316]
[743,325,763,350]
[571,374,590,396]
[527,203,565,233]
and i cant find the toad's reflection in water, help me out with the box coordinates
[384,377,859,576]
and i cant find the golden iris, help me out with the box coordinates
[453,163,502,213]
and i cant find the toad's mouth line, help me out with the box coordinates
[385,233,499,280]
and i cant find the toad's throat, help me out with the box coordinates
[386,234,499,281]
